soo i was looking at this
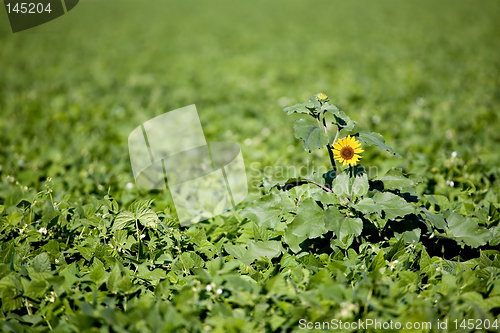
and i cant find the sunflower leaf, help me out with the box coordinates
[372,192,415,220]
[241,192,295,229]
[284,198,326,253]
[327,109,357,131]
[283,102,315,115]
[294,118,329,152]
[356,130,401,157]
[331,173,367,199]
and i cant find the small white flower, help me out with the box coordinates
[55,259,60,264]
[118,247,122,252]
[340,308,350,318]
[140,234,146,239]
[451,151,457,158]
[216,288,223,295]
[38,227,47,235]
[98,185,104,191]
[393,260,399,264]
[126,182,134,189]
[46,291,56,303]
[206,285,212,292]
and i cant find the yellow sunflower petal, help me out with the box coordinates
[354,148,364,153]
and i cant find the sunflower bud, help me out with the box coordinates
[316,93,329,103]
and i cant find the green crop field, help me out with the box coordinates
[1,0,500,332]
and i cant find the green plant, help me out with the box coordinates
[242,93,497,259]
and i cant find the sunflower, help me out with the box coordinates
[332,135,363,167]
[316,93,329,103]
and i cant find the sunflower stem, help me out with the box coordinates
[332,126,340,175]
[318,111,339,176]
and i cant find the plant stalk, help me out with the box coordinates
[319,111,339,175]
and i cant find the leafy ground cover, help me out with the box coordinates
[1,0,500,332]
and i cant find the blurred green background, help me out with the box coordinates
[1,0,500,211]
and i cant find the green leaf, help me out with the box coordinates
[240,241,283,265]
[339,218,363,238]
[33,253,50,273]
[112,211,135,232]
[283,102,315,115]
[399,228,421,243]
[76,245,94,261]
[425,195,450,211]
[308,95,322,109]
[352,174,369,198]
[284,198,326,253]
[331,173,352,198]
[354,198,380,215]
[224,244,247,259]
[356,130,401,157]
[42,240,60,258]
[324,206,362,238]
[331,234,354,250]
[489,225,500,246]
[137,208,159,228]
[379,168,423,191]
[7,212,23,226]
[241,192,295,229]
[327,109,356,131]
[446,211,491,247]
[89,266,105,285]
[324,205,345,236]
[385,237,406,261]
[104,195,119,214]
[369,250,385,272]
[294,118,329,152]
[331,173,367,199]
[421,209,447,230]
[372,192,415,220]
[1,288,23,311]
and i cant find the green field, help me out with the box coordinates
[1,1,500,332]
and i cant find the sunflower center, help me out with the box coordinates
[340,146,355,160]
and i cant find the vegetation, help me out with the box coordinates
[1,0,500,332]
